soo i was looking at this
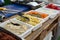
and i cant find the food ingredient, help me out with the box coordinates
[46,3,60,10]
[25,11,48,18]
[16,15,40,26]
[4,22,28,35]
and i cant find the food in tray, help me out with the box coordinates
[46,3,60,10]
[0,31,17,40]
[16,15,41,26]
[4,22,28,35]
[16,15,29,22]
[25,11,48,18]
[35,8,59,14]
[0,7,7,10]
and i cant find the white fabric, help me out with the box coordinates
[27,2,39,6]
[43,31,53,40]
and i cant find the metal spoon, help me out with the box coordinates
[18,13,30,21]
[11,22,20,26]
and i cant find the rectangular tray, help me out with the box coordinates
[0,18,32,38]
[15,16,43,31]
[24,10,49,23]
[35,7,59,18]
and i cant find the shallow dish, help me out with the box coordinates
[15,15,43,31]
[0,18,32,38]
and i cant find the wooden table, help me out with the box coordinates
[58,14,60,21]
[25,15,59,40]
[3,14,59,40]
